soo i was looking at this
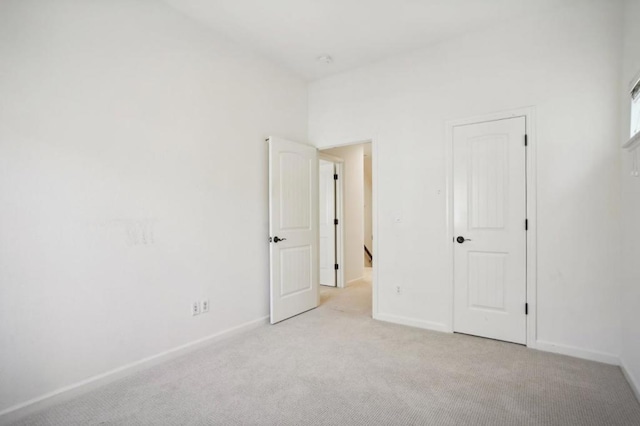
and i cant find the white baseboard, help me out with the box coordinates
[374,312,449,333]
[535,340,619,365]
[0,315,269,425]
[620,359,640,403]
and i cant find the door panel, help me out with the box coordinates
[469,135,508,229]
[468,251,507,311]
[453,117,526,344]
[269,137,319,324]
[279,152,312,230]
[279,246,312,296]
[319,160,337,286]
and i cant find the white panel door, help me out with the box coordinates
[453,117,527,344]
[268,136,319,324]
[319,160,337,286]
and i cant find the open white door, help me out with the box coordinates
[453,117,527,344]
[268,136,319,324]
[319,159,337,286]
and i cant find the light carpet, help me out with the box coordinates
[10,273,640,425]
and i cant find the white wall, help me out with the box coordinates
[0,0,307,414]
[309,0,623,359]
[323,145,365,283]
[620,0,640,399]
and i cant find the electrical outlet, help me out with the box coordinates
[192,301,200,316]
[396,286,402,295]
[201,299,209,313]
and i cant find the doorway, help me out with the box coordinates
[318,142,374,311]
[448,111,536,346]
[267,136,377,324]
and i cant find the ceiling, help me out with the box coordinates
[164,0,579,81]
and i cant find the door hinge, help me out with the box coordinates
[525,219,529,231]
[334,264,339,270]
[525,303,529,315]
[334,173,338,180]
[524,134,528,146]
[334,219,339,225]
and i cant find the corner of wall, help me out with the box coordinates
[621,357,640,403]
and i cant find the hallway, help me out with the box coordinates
[320,267,373,316]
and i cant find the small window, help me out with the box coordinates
[631,78,640,139]
[627,76,640,178]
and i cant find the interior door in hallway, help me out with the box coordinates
[319,159,337,286]
[453,117,527,344]
[268,137,319,324]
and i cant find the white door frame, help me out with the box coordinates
[319,153,345,288]
[445,107,537,348]
[319,140,378,316]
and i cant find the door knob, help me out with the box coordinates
[273,236,287,243]
[456,236,471,244]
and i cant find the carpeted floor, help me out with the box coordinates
[10,271,640,425]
